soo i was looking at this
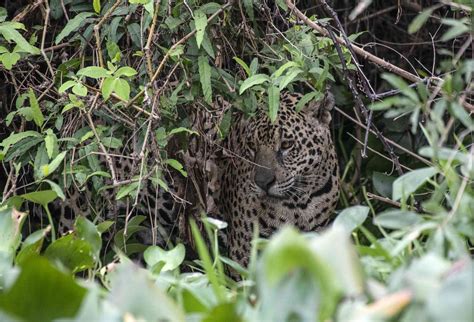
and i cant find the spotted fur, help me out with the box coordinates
[219,91,340,267]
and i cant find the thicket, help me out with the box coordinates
[0,0,473,321]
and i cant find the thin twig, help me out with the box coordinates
[40,1,55,78]
[93,0,122,68]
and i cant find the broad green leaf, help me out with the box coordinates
[55,12,95,44]
[440,19,470,41]
[372,172,396,198]
[107,262,185,322]
[144,244,185,272]
[101,76,115,100]
[72,83,87,96]
[0,22,40,54]
[58,80,77,93]
[75,217,101,256]
[268,85,280,123]
[198,55,212,104]
[0,131,41,156]
[77,66,109,79]
[114,66,137,77]
[15,228,49,265]
[43,180,66,201]
[333,206,369,232]
[113,78,130,100]
[168,127,199,136]
[374,210,424,229]
[239,74,270,95]
[392,167,438,202]
[0,257,87,321]
[194,10,207,49]
[408,7,436,34]
[19,190,58,207]
[0,52,20,69]
[44,234,95,273]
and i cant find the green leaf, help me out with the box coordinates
[43,179,66,201]
[15,228,49,265]
[268,85,280,123]
[392,167,438,202]
[77,66,109,79]
[0,52,20,69]
[27,88,44,127]
[272,61,299,78]
[198,55,212,104]
[333,206,369,232]
[19,190,58,207]
[0,131,41,156]
[55,12,95,44]
[382,73,419,102]
[0,207,27,263]
[114,66,137,77]
[168,127,199,136]
[144,244,185,272]
[44,129,58,159]
[408,7,435,34]
[41,151,67,178]
[44,234,95,273]
[440,19,470,41]
[239,74,270,95]
[0,257,87,321]
[101,76,115,100]
[116,182,139,200]
[372,172,396,198]
[75,217,101,256]
[93,0,101,13]
[165,158,187,177]
[194,10,207,49]
[278,68,302,90]
[374,210,424,229]
[295,91,323,112]
[72,83,87,96]
[58,80,77,93]
[233,57,251,76]
[113,78,130,100]
[0,22,40,54]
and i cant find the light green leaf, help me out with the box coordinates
[41,151,67,178]
[116,182,139,200]
[239,74,270,95]
[295,91,323,112]
[233,57,251,76]
[382,73,419,102]
[408,7,435,34]
[114,66,137,77]
[93,0,101,13]
[72,83,87,96]
[392,167,438,201]
[55,12,95,44]
[19,190,58,207]
[268,85,280,123]
[0,131,41,156]
[113,78,130,100]
[101,77,115,100]
[44,179,66,201]
[44,129,58,159]
[272,61,299,78]
[194,10,207,49]
[333,206,369,232]
[0,52,20,69]
[58,80,77,93]
[165,158,187,177]
[168,127,199,136]
[198,55,212,104]
[278,68,302,90]
[28,89,44,127]
[144,244,185,272]
[77,66,109,79]
[0,22,40,54]
[374,210,424,229]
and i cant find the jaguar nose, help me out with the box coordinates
[254,168,276,192]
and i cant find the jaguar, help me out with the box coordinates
[218,91,340,267]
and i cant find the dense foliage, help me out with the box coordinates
[0,0,473,321]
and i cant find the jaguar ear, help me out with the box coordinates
[303,89,335,125]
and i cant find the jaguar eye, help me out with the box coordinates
[280,140,294,150]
